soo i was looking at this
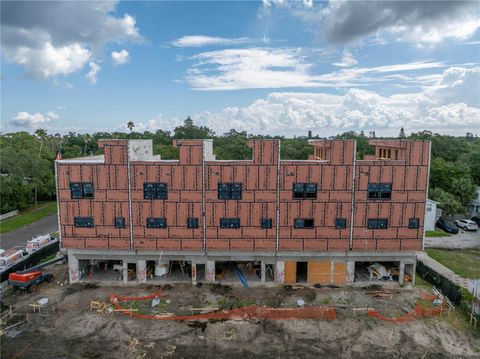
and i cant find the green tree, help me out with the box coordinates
[450,177,477,207]
[127,121,135,138]
[214,130,252,160]
[173,117,215,139]
[466,146,480,185]
[430,188,464,216]
[280,138,313,160]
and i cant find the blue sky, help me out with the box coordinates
[1,0,479,136]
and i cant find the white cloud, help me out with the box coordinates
[426,66,480,107]
[333,50,358,67]
[1,1,142,80]
[131,65,479,136]
[194,83,479,136]
[10,111,59,128]
[303,0,313,9]
[86,61,101,84]
[172,35,255,47]
[111,49,130,66]
[390,17,480,45]
[5,42,91,78]
[185,47,445,90]
[322,0,480,44]
[116,115,183,133]
[262,0,288,8]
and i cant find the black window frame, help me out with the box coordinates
[220,218,240,229]
[408,218,420,229]
[367,218,389,229]
[335,218,347,229]
[367,183,392,200]
[70,182,94,199]
[115,217,126,228]
[143,182,168,200]
[74,216,94,228]
[261,218,273,229]
[293,183,317,199]
[187,217,199,229]
[146,217,167,228]
[218,183,242,200]
[294,218,315,229]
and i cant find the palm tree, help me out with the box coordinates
[127,121,135,138]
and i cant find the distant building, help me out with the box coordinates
[425,199,441,231]
[56,138,430,286]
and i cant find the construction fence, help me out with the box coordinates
[109,290,337,321]
[108,288,449,323]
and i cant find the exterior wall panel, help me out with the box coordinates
[352,140,430,251]
[58,138,430,257]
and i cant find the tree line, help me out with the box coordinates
[1,118,479,216]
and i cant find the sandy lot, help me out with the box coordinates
[1,262,479,359]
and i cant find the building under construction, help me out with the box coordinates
[56,138,430,286]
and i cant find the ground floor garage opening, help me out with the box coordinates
[404,263,415,285]
[296,262,308,283]
[127,263,136,282]
[79,259,123,282]
[147,260,192,283]
[354,261,401,283]
[194,263,205,282]
[265,263,275,282]
[215,261,262,285]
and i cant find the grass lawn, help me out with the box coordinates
[426,248,480,279]
[0,201,57,234]
[425,230,451,237]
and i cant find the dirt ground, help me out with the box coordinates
[1,262,479,359]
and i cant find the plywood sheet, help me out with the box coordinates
[307,261,330,284]
[284,261,297,284]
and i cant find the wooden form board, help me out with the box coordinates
[307,260,346,285]
[307,261,330,284]
[284,261,297,284]
[284,260,346,285]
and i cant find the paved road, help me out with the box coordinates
[0,213,58,250]
[424,230,480,249]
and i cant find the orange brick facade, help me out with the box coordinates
[57,138,430,254]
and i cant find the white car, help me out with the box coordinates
[454,219,479,231]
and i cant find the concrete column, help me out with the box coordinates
[330,258,335,286]
[68,252,80,283]
[206,260,215,283]
[411,262,416,286]
[275,261,285,284]
[346,261,355,285]
[137,260,147,284]
[399,261,405,285]
[191,262,197,285]
[122,261,128,284]
[261,261,266,283]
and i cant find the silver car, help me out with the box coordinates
[454,219,479,231]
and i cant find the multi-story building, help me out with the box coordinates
[56,138,430,286]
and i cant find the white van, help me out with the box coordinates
[0,248,29,272]
[26,234,57,253]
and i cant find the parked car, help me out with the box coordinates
[471,216,480,227]
[454,219,479,231]
[436,218,459,234]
